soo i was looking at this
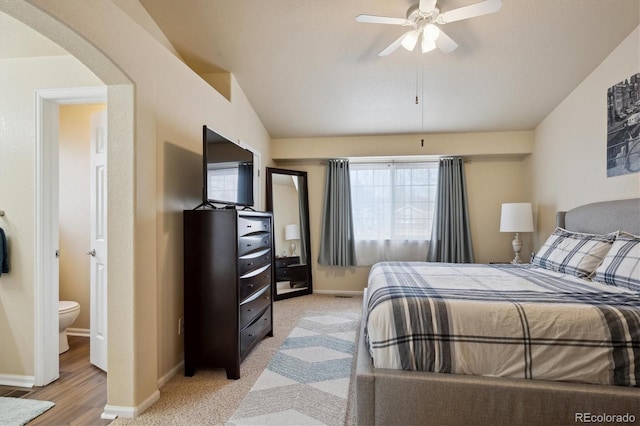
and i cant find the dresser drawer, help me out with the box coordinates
[239,265,271,302]
[239,285,271,330]
[275,267,289,281]
[238,249,272,276]
[238,216,271,238]
[275,256,300,268]
[238,234,272,257]
[240,306,272,357]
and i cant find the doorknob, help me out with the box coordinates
[87,249,96,257]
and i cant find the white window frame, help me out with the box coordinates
[349,158,439,264]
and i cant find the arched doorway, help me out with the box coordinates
[0,1,134,420]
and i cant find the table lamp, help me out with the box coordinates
[285,224,300,256]
[499,203,534,264]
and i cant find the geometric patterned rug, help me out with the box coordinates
[228,311,361,426]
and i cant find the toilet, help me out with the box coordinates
[58,301,80,354]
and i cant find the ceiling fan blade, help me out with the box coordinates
[379,32,409,56]
[439,0,502,24]
[435,28,459,53]
[419,0,437,12]
[356,14,408,26]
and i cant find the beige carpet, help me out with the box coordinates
[113,294,363,425]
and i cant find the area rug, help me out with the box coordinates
[228,311,360,426]
[0,396,54,426]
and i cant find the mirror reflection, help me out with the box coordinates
[266,168,312,300]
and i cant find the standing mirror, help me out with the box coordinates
[266,167,313,300]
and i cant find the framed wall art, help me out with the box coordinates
[606,72,640,177]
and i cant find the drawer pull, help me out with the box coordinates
[247,308,253,312]
[248,333,254,337]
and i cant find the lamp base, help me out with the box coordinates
[290,242,297,257]
[510,233,523,264]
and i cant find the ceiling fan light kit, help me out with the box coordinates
[421,37,437,53]
[401,30,420,50]
[356,0,503,56]
[423,24,440,41]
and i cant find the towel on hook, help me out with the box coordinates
[0,227,8,276]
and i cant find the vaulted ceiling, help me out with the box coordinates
[3,2,638,140]
[139,0,639,139]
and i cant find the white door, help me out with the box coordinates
[89,109,108,372]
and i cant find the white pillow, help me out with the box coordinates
[592,232,640,291]
[532,228,616,278]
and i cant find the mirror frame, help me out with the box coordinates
[266,167,313,300]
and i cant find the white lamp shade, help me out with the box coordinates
[285,224,300,240]
[401,30,420,51]
[500,203,534,233]
[423,24,440,41]
[421,37,436,53]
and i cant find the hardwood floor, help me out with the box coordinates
[0,336,111,425]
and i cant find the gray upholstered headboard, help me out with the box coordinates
[556,198,640,235]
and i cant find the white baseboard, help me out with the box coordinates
[66,327,90,337]
[0,374,35,388]
[98,358,182,420]
[102,389,160,420]
[158,360,184,388]
[313,289,364,297]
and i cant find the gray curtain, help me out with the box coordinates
[318,159,357,266]
[427,157,475,263]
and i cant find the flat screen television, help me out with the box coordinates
[203,125,254,207]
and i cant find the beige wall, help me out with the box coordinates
[1,0,271,413]
[3,0,636,417]
[272,131,533,160]
[272,131,535,293]
[59,103,106,330]
[530,26,640,246]
[0,55,102,378]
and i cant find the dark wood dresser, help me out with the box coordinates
[183,208,273,379]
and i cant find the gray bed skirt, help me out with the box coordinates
[356,198,640,425]
[356,309,640,425]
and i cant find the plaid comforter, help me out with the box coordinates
[365,262,640,386]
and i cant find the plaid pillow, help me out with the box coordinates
[532,228,616,278]
[593,233,640,291]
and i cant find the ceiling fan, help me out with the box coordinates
[356,0,502,56]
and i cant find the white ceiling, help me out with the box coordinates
[139,0,639,139]
[3,2,638,140]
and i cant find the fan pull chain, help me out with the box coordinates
[415,55,420,105]
[421,60,425,134]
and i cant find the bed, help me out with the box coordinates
[356,198,640,425]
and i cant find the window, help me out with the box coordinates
[207,164,239,202]
[349,161,438,264]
